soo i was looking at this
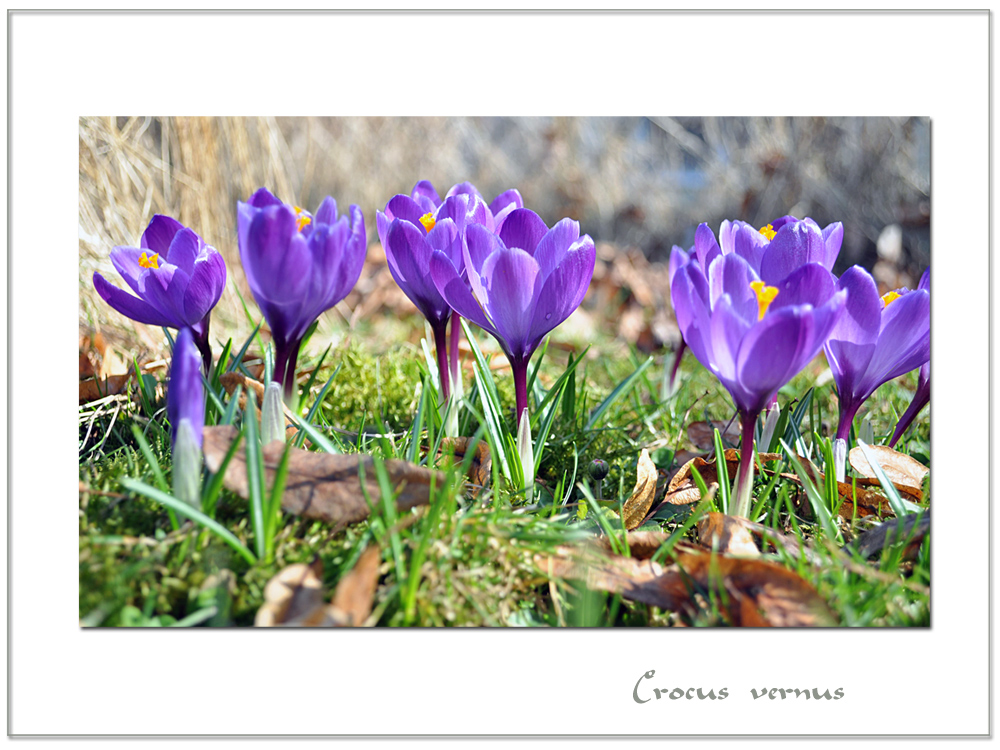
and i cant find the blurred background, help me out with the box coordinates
[79,116,930,362]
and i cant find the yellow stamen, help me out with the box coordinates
[881,291,901,308]
[419,212,436,233]
[138,252,159,269]
[759,224,777,241]
[750,280,780,320]
[293,206,312,232]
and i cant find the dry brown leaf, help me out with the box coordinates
[850,511,930,561]
[697,513,760,557]
[255,559,333,627]
[664,450,779,505]
[203,425,442,527]
[437,437,492,495]
[622,449,659,530]
[779,463,893,518]
[687,420,740,451]
[539,544,835,627]
[849,445,928,501]
[79,374,133,403]
[329,546,383,626]
[256,546,383,627]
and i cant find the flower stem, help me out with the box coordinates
[512,358,529,425]
[667,337,686,390]
[433,321,450,402]
[449,311,462,386]
[192,317,213,375]
[835,399,860,443]
[281,339,301,404]
[731,409,759,518]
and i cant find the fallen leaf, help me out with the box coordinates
[850,511,930,560]
[79,374,133,403]
[622,449,659,530]
[437,437,492,495]
[664,450,779,505]
[255,547,382,627]
[538,544,835,627]
[255,558,333,626]
[697,513,760,557]
[849,445,928,501]
[687,420,740,451]
[203,425,443,527]
[329,546,382,626]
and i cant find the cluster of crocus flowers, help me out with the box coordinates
[670,223,849,517]
[670,215,930,515]
[377,180,523,402]
[93,215,227,371]
[238,188,366,401]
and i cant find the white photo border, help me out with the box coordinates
[10,8,989,738]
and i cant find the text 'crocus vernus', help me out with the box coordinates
[430,207,596,422]
[238,188,366,400]
[93,215,227,371]
[377,180,522,400]
[670,249,847,517]
[168,327,205,507]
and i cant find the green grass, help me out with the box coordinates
[79,327,930,628]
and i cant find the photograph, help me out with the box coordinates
[78,115,931,629]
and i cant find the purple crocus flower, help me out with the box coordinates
[168,326,204,450]
[429,207,596,422]
[93,215,226,371]
[670,250,847,516]
[887,269,931,448]
[376,181,523,399]
[666,216,843,390]
[238,188,366,400]
[824,266,930,448]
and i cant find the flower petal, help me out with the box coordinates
[410,180,441,211]
[857,289,930,396]
[243,206,312,303]
[759,220,831,284]
[166,228,201,276]
[480,246,542,359]
[693,222,721,269]
[247,187,283,208]
[769,262,837,310]
[93,272,180,327]
[498,208,548,254]
[314,196,338,226]
[183,250,227,323]
[527,234,595,344]
[386,195,428,230]
[140,215,185,255]
[429,249,497,336]
[110,246,149,296]
[533,217,580,279]
[823,266,881,402]
[707,253,757,322]
[386,219,451,325]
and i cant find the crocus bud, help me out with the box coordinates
[168,327,204,507]
[833,438,848,483]
[261,381,285,445]
[516,409,534,501]
[859,416,875,446]
[760,402,781,453]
